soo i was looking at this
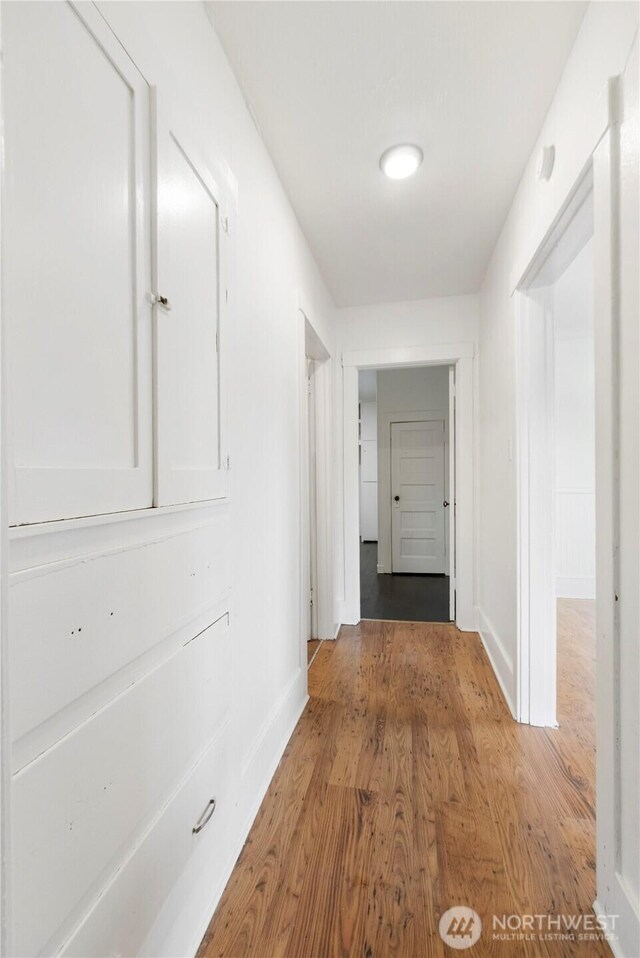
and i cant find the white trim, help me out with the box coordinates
[0,2,10,948]
[342,342,474,369]
[508,76,612,294]
[476,606,516,719]
[515,284,558,727]
[8,499,228,576]
[448,367,456,619]
[594,883,640,958]
[342,342,475,631]
[593,901,624,958]
[299,301,333,643]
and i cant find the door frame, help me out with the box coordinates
[513,75,635,953]
[513,80,618,731]
[342,343,475,631]
[389,417,446,575]
[299,297,333,663]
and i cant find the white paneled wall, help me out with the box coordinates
[1,2,334,956]
[555,490,596,597]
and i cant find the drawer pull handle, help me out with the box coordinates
[192,798,216,834]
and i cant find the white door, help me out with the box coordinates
[391,420,446,574]
[153,100,234,506]
[4,1,153,524]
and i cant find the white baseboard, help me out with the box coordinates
[475,606,516,718]
[594,871,640,958]
[556,576,595,599]
[187,674,308,958]
[593,901,625,958]
[376,563,385,574]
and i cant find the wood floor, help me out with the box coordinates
[198,599,607,957]
[360,542,450,623]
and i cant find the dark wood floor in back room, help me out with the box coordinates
[360,541,450,622]
[198,599,606,957]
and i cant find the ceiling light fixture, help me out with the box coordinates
[379,143,423,180]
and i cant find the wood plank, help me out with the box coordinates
[198,605,608,957]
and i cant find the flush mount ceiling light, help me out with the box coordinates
[379,143,423,180]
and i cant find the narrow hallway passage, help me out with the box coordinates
[198,611,604,958]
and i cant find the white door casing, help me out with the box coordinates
[342,344,475,631]
[153,95,235,506]
[4,1,153,525]
[307,359,318,640]
[390,420,445,574]
[448,367,456,620]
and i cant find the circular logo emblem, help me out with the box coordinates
[439,906,482,949]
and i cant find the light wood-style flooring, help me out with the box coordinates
[198,599,606,957]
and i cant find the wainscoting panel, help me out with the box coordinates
[555,489,595,598]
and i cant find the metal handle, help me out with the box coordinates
[192,798,216,834]
[394,495,400,502]
[443,500,449,508]
[152,292,172,311]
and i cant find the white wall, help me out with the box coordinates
[477,5,639,952]
[333,294,479,621]
[375,366,450,573]
[2,2,335,955]
[553,240,596,598]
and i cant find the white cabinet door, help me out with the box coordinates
[391,420,445,574]
[153,100,235,505]
[4,1,153,525]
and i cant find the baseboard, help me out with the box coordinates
[187,676,308,957]
[556,576,595,599]
[475,606,517,719]
[594,901,625,958]
[376,564,385,574]
[594,871,640,958]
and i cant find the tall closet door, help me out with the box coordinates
[4,1,153,525]
[153,102,234,506]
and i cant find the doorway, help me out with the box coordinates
[343,342,475,631]
[301,307,332,668]
[356,363,456,623]
[515,175,595,727]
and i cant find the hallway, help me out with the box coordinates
[198,603,603,957]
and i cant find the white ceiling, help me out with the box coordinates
[208,1,587,307]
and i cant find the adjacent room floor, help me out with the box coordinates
[360,540,450,622]
[198,598,602,957]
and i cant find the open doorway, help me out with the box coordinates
[553,240,597,739]
[301,309,332,669]
[357,364,455,623]
[342,342,475,632]
[515,177,595,728]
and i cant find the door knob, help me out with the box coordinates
[443,500,449,507]
[394,495,400,502]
